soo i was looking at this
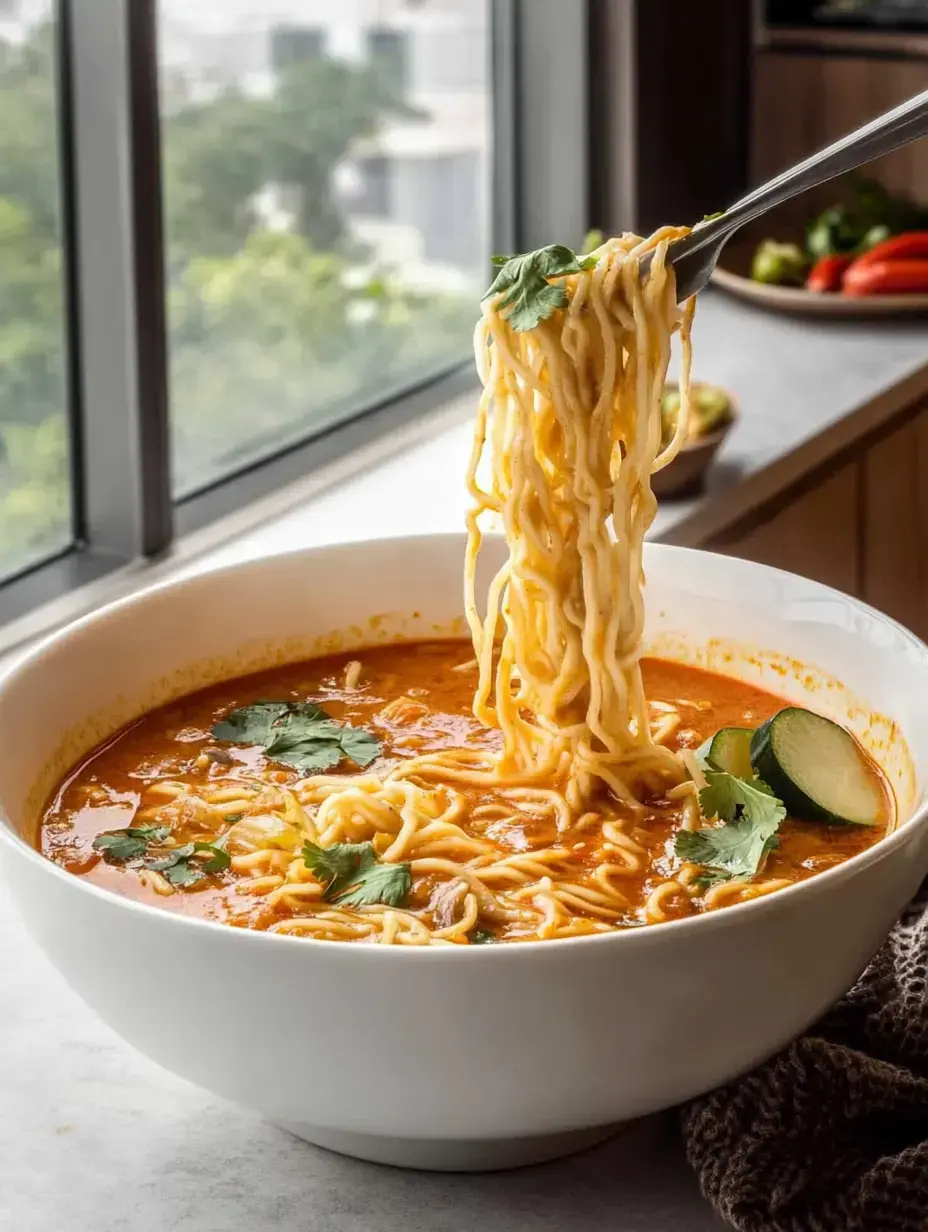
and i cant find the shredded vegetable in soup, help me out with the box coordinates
[42,646,890,943]
[38,228,895,942]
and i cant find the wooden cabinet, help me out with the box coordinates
[752,51,928,230]
[703,406,928,643]
[707,464,860,597]
[862,415,928,639]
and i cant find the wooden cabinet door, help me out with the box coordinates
[863,413,928,642]
[706,464,860,597]
[752,52,928,229]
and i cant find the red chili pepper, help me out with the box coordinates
[849,232,928,268]
[806,255,852,293]
[842,258,928,297]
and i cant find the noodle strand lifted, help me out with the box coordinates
[465,230,695,815]
[88,228,719,944]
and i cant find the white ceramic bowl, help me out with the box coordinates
[2,536,928,1172]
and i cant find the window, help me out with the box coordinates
[0,2,72,580]
[368,27,407,95]
[0,0,590,640]
[158,1,492,497]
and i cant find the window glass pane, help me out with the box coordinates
[0,2,72,577]
[159,1,492,498]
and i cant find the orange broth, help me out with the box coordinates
[39,641,891,937]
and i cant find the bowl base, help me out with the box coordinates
[274,1121,622,1171]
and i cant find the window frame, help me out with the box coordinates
[0,0,591,646]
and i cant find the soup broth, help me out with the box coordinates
[40,640,890,943]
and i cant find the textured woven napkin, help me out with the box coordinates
[682,882,928,1232]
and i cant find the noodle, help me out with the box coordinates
[465,230,694,816]
[102,229,702,944]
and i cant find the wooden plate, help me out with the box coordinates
[711,265,928,317]
[711,232,928,317]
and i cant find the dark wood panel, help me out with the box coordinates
[751,51,928,230]
[863,413,928,640]
[590,0,751,234]
[707,463,860,597]
[760,28,928,58]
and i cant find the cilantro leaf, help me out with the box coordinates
[702,210,724,222]
[264,725,344,774]
[687,866,734,891]
[675,819,781,884]
[483,244,598,332]
[212,700,382,775]
[211,701,293,745]
[92,825,170,863]
[674,769,786,884]
[301,840,371,892]
[336,725,382,769]
[145,843,198,885]
[193,836,232,875]
[302,840,412,909]
[699,770,783,826]
[145,834,231,887]
[333,861,413,909]
[93,824,231,888]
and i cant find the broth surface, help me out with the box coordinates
[40,640,889,940]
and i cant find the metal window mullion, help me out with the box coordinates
[509,0,590,252]
[55,0,88,552]
[63,0,172,562]
[490,0,519,256]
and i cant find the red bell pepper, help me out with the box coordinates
[847,232,928,269]
[806,255,852,293]
[842,258,928,296]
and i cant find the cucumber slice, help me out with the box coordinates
[750,707,886,826]
[696,727,754,778]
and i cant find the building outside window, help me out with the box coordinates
[0,0,589,639]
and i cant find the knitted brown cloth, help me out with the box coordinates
[682,883,928,1232]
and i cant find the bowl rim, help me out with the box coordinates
[2,534,927,962]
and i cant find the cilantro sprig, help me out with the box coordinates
[674,768,786,888]
[483,244,597,332]
[145,835,231,887]
[302,840,412,909]
[92,826,231,888]
[212,700,381,775]
[92,825,169,863]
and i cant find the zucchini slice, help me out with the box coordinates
[696,727,754,778]
[750,707,886,826]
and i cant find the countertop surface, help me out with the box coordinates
[2,289,926,1230]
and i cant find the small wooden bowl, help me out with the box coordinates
[650,387,737,501]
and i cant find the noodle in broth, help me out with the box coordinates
[41,228,891,942]
[262,229,699,940]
